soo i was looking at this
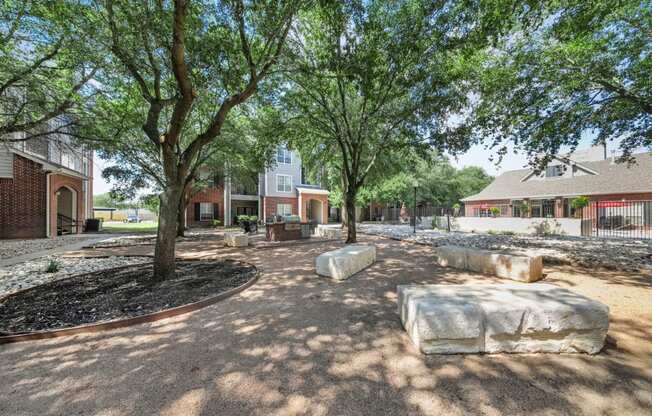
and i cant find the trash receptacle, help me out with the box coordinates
[86,218,102,232]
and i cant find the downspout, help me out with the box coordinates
[45,172,51,237]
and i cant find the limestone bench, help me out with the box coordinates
[315,244,376,280]
[398,284,609,354]
[437,245,543,282]
[315,225,342,239]
[224,232,248,247]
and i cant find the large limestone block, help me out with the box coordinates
[436,245,543,282]
[225,232,248,247]
[398,284,609,354]
[436,245,468,269]
[316,244,376,280]
[466,249,543,283]
[315,225,342,239]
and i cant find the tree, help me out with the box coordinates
[474,0,652,168]
[276,0,486,243]
[70,0,301,279]
[0,1,97,141]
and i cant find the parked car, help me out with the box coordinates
[124,215,142,223]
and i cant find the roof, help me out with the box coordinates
[461,152,652,202]
[296,185,329,195]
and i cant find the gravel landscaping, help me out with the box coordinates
[359,223,652,271]
[0,235,97,261]
[86,228,237,248]
[0,255,151,296]
[0,259,256,334]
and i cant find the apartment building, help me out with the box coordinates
[184,145,329,227]
[0,121,94,239]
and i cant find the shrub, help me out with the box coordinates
[571,196,589,210]
[489,207,501,217]
[45,259,61,273]
[212,219,222,227]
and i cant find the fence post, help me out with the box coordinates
[446,209,451,233]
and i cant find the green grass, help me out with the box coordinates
[102,221,159,234]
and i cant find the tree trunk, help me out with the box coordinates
[154,185,182,280]
[177,200,186,237]
[344,190,357,244]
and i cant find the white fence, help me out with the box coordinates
[431,216,583,236]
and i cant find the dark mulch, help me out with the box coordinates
[0,260,256,334]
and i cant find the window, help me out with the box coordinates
[531,201,542,217]
[276,146,291,164]
[200,202,214,221]
[545,165,563,178]
[512,201,522,217]
[276,174,292,192]
[277,203,292,216]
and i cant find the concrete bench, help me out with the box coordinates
[315,244,376,280]
[437,245,543,282]
[315,225,342,239]
[398,284,609,354]
[224,232,248,247]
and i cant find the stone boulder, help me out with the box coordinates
[315,225,342,239]
[316,244,376,280]
[437,245,543,282]
[224,232,248,247]
[398,283,609,354]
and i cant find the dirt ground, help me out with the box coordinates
[1,235,651,416]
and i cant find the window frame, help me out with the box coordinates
[276,174,292,193]
[276,146,292,165]
[277,203,292,216]
[199,202,214,221]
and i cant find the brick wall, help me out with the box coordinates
[263,196,298,221]
[187,185,225,225]
[0,155,47,239]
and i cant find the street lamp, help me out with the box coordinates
[413,179,419,234]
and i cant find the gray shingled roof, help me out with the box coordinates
[461,152,652,202]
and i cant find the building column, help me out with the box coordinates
[224,176,232,226]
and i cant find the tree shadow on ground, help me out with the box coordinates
[1,236,651,415]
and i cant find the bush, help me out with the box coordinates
[212,219,222,227]
[45,259,61,273]
[571,196,589,210]
[489,207,501,217]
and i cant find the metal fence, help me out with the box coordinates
[369,205,456,222]
[581,200,652,240]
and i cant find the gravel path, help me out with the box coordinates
[0,255,151,296]
[359,223,652,271]
[0,235,650,415]
[0,235,98,261]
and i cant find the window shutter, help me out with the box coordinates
[213,203,219,220]
[194,203,200,221]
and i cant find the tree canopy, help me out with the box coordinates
[0,1,97,141]
[474,0,652,168]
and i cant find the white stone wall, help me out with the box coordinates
[434,216,583,236]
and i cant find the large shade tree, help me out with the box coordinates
[474,0,652,167]
[275,0,498,243]
[0,1,97,141]
[69,0,302,278]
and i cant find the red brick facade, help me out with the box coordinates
[0,154,92,239]
[0,155,47,239]
[186,185,225,226]
[263,196,298,220]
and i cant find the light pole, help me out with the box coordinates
[413,180,419,234]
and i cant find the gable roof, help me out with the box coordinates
[461,152,652,202]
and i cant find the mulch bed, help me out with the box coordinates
[0,260,256,334]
